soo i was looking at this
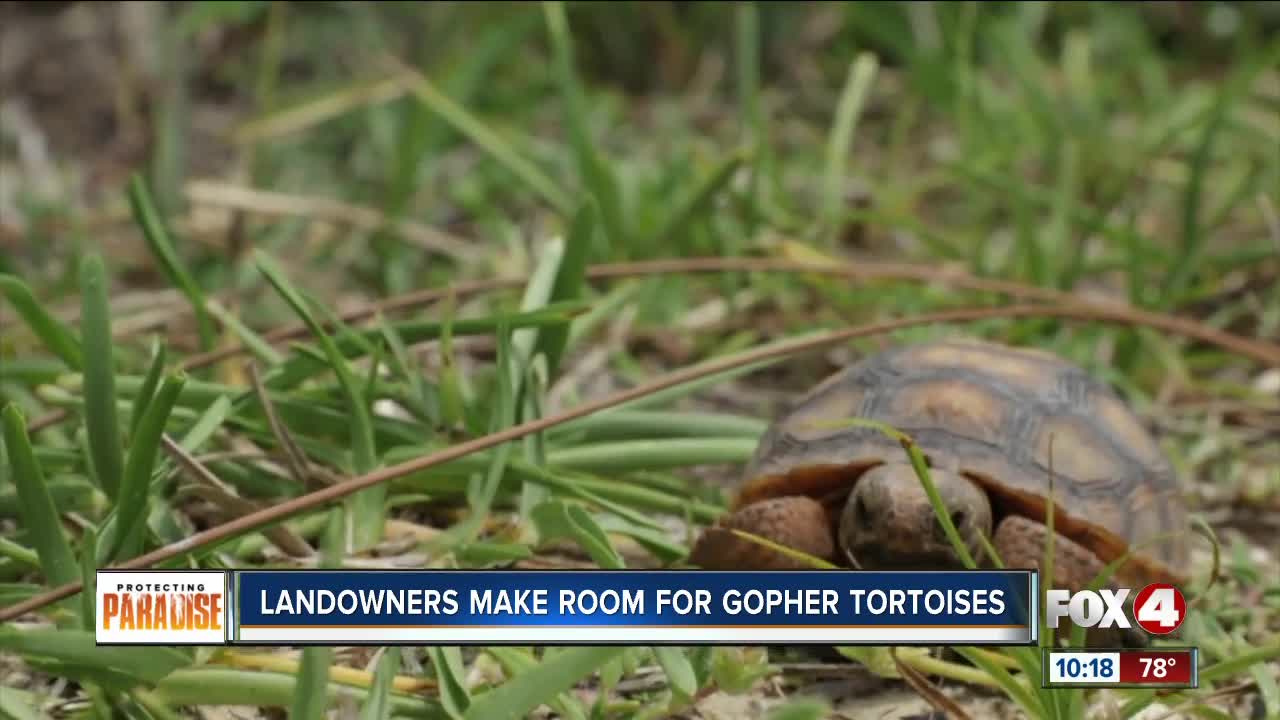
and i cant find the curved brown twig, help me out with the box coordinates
[22,257,1280,434]
[3,301,1272,622]
[148,256,1280,370]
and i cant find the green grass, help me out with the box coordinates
[2,1,1278,718]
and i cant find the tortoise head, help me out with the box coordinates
[838,462,993,569]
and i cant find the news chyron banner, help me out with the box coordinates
[96,569,1036,646]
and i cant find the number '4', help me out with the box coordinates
[1137,588,1180,627]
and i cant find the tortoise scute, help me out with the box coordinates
[1090,389,1174,478]
[905,341,1072,394]
[737,338,1189,583]
[867,378,1011,447]
[1031,415,1136,498]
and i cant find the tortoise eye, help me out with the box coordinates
[934,512,967,543]
[854,497,872,527]
[932,521,948,542]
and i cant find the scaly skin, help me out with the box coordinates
[687,496,835,570]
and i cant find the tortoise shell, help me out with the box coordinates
[735,338,1189,585]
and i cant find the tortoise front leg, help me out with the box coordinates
[688,496,835,570]
[993,515,1106,592]
[993,515,1147,648]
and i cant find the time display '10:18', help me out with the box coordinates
[1055,655,1115,679]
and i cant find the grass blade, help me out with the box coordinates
[478,319,518,513]
[508,216,592,518]
[79,253,124,501]
[532,202,595,377]
[653,646,697,699]
[387,451,725,523]
[0,476,100,520]
[255,250,383,549]
[439,316,518,550]
[735,1,764,229]
[394,61,570,213]
[0,274,83,370]
[550,409,765,442]
[232,76,405,144]
[358,648,403,720]
[155,667,439,716]
[129,338,166,439]
[1162,61,1251,304]
[1252,661,1280,719]
[1,406,78,590]
[517,359,550,522]
[0,685,44,720]
[519,463,665,532]
[105,372,186,562]
[79,526,97,632]
[1199,641,1280,684]
[291,646,334,720]
[1050,141,1083,289]
[513,244,566,391]
[821,52,879,245]
[543,1,626,246]
[0,627,190,690]
[531,500,625,569]
[428,646,471,719]
[176,395,232,451]
[542,437,757,474]
[480,648,587,720]
[127,174,215,351]
[0,422,7,491]
[461,646,626,720]
[437,293,468,432]
[951,647,1043,717]
[649,148,750,246]
[263,303,586,392]
[0,535,39,567]
[292,508,343,720]
[205,299,285,365]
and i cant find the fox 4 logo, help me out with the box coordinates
[1046,583,1186,635]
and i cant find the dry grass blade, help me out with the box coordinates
[230,76,408,144]
[213,651,436,693]
[22,409,66,434]
[1,301,1273,621]
[247,362,312,488]
[161,436,313,558]
[890,648,973,720]
[184,180,478,262]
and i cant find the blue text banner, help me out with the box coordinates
[233,569,1037,645]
